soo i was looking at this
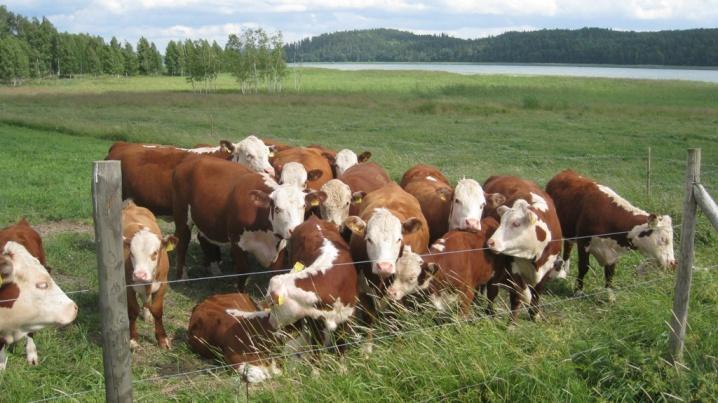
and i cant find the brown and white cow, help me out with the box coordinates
[344,182,429,279]
[400,164,505,243]
[0,219,74,369]
[386,218,508,316]
[271,147,334,191]
[332,149,372,177]
[546,169,675,301]
[248,216,358,347]
[172,157,326,287]
[319,162,392,229]
[106,135,275,216]
[484,175,564,322]
[0,241,78,370]
[122,201,176,350]
[188,293,280,383]
[278,161,324,189]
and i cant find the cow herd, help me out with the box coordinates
[0,134,676,384]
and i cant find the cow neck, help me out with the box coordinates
[0,282,20,309]
[606,212,649,249]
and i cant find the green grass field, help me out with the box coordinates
[0,70,717,402]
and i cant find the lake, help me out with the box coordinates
[292,62,718,83]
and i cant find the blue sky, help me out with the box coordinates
[6,1,718,50]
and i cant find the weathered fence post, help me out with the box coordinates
[693,183,718,232]
[646,146,652,200]
[668,148,700,364]
[92,161,133,402]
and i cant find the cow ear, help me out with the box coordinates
[250,190,271,208]
[18,217,30,226]
[436,188,453,202]
[357,151,372,163]
[306,169,324,182]
[267,144,277,158]
[344,216,366,237]
[163,235,179,253]
[351,191,366,205]
[0,254,14,284]
[123,236,131,246]
[497,205,510,217]
[402,217,423,235]
[486,192,506,208]
[306,191,328,208]
[424,262,440,276]
[527,211,538,225]
[647,213,658,228]
[219,140,235,153]
[322,152,336,166]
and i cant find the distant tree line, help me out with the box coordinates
[0,6,287,91]
[285,28,718,66]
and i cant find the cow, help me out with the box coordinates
[271,147,335,191]
[106,135,275,216]
[0,218,65,369]
[400,164,505,243]
[0,241,78,370]
[545,169,676,301]
[246,216,358,348]
[172,157,326,287]
[484,175,564,322]
[278,161,324,189]
[333,149,372,177]
[319,162,391,229]
[122,201,177,350]
[386,218,508,316]
[188,293,280,383]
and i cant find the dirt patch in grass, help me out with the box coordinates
[34,220,94,238]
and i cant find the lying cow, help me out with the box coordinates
[484,175,564,322]
[122,201,176,349]
[546,169,675,300]
[188,293,280,383]
[0,241,78,370]
[259,216,358,347]
[387,218,507,316]
[172,157,325,286]
[106,135,275,216]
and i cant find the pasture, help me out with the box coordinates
[0,69,717,401]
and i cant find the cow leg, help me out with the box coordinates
[459,286,474,317]
[25,335,38,366]
[173,222,192,280]
[230,245,251,291]
[149,286,170,349]
[562,240,574,273]
[604,264,617,303]
[528,287,543,322]
[0,343,7,370]
[575,240,590,295]
[198,234,222,276]
[485,282,499,316]
[126,288,141,350]
[508,274,528,325]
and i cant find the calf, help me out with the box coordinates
[484,175,564,322]
[319,162,391,229]
[122,201,176,349]
[0,241,78,370]
[401,164,504,243]
[106,135,275,216]
[271,147,334,191]
[0,219,61,368]
[258,216,358,347]
[188,293,280,383]
[386,218,507,316]
[546,170,675,300]
[172,157,326,287]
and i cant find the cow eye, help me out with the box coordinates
[454,199,460,204]
[396,238,402,243]
[247,155,254,160]
[36,281,49,290]
[345,202,350,207]
[512,221,521,228]
[275,207,282,213]
[151,251,158,260]
[367,238,373,244]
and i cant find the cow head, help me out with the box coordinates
[223,135,275,177]
[278,162,323,189]
[252,185,327,239]
[386,246,438,301]
[344,208,423,277]
[488,199,551,260]
[334,149,371,177]
[629,214,676,269]
[319,179,352,227]
[0,242,77,332]
[447,179,505,232]
[124,228,177,284]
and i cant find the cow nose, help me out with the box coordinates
[287,228,294,236]
[465,218,481,230]
[376,262,394,276]
[133,271,150,282]
[265,167,276,177]
[669,260,677,269]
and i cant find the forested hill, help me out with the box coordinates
[285,28,718,66]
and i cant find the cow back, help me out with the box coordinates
[0,218,46,266]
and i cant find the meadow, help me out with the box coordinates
[0,69,717,402]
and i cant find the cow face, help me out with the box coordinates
[253,186,327,239]
[630,214,676,268]
[0,242,77,333]
[125,228,176,284]
[448,179,489,232]
[344,208,423,277]
[386,246,437,301]
[488,199,550,260]
[230,135,275,176]
[335,149,358,177]
[319,179,352,227]
[278,162,323,189]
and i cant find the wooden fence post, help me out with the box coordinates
[92,161,133,402]
[693,183,718,232]
[668,148,700,364]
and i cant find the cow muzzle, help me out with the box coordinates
[373,262,395,277]
[265,167,276,177]
[464,218,481,231]
[132,270,152,283]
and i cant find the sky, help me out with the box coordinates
[6,0,718,50]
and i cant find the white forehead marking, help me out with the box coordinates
[454,179,483,200]
[335,149,358,175]
[280,162,307,187]
[596,184,647,215]
[367,208,402,236]
[3,242,46,276]
[321,180,351,204]
[271,184,305,206]
[183,146,221,154]
[529,192,548,212]
[426,176,438,182]
[130,227,161,255]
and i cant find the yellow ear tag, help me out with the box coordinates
[0,276,3,287]
[165,241,175,253]
[292,262,305,273]
[529,214,537,225]
[311,199,320,207]
[277,295,285,305]
[269,151,275,158]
